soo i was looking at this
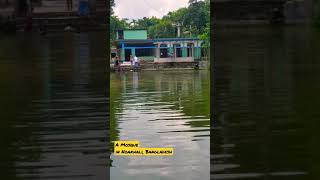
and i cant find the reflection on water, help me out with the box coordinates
[110,70,210,180]
[212,26,320,180]
[0,32,108,179]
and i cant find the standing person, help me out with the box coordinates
[130,55,133,67]
[134,55,139,68]
[115,56,121,72]
[115,56,119,66]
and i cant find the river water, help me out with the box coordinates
[0,32,108,179]
[110,70,210,180]
[3,26,319,180]
[212,26,320,180]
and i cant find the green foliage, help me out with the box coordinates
[149,19,176,38]
[110,0,210,41]
[133,17,160,30]
[110,16,130,40]
[184,1,208,34]
[199,22,210,59]
[199,22,210,48]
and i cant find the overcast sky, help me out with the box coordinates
[114,0,189,20]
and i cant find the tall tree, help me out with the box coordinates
[148,20,176,38]
[110,0,210,40]
[132,17,160,30]
[110,16,129,40]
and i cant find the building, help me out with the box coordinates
[113,29,203,63]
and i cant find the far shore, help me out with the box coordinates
[110,61,209,72]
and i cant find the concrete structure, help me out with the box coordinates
[113,30,203,63]
[117,29,148,40]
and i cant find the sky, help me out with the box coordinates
[114,0,189,20]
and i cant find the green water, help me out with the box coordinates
[0,32,108,179]
[110,70,210,180]
[212,26,320,180]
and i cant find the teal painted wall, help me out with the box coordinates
[182,48,187,58]
[121,48,125,61]
[131,48,136,56]
[169,47,174,55]
[124,30,147,40]
[194,47,201,59]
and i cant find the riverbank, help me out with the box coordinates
[110,61,209,72]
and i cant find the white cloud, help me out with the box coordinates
[114,0,189,20]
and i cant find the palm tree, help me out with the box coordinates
[130,19,137,29]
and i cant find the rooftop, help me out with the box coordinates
[116,37,200,44]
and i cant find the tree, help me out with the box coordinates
[184,1,209,35]
[148,20,176,38]
[110,16,130,40]
[134,17,160,30]
[109,0,210,41]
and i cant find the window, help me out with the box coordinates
[174,44,182,58]
[117,30,124,40]
[187,43,193,57]
[136,48,154,57]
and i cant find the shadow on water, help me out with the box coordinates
[0,32,108,179]
[212,26,320,180]
[110,70,210,180]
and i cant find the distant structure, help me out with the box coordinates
[112,29,203,63]
[212,0,313,24]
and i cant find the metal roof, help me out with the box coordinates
[115,37,200,44]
